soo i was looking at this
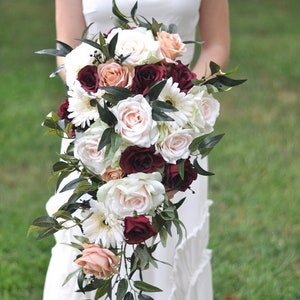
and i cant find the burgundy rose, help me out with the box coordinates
[77,65,99,93]
[169,61,197,93]
[57,98,69,120]
[124,215,157,244]
[119,145,165,174]
[164,159,197,192]
[132,64,166,95]
[57,98,75,137]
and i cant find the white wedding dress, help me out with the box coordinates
[44,0,213,299]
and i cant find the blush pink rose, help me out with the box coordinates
[101,166,124,182]
[156,31,186,62]
[98,62,133,88]
[75,244,120,279]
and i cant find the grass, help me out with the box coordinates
[0,0,299,299]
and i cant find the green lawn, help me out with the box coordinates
[0,1,299,299]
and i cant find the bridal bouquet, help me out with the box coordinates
[30,1,245,299]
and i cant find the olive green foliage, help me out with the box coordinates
[0,0,299,299]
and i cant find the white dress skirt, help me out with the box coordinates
[43,0,213,299]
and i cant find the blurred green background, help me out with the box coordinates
[0,1,299,299]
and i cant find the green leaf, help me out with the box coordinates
[37,226,60,239]
[189,134,209,153]
[53,210,74,221]
[173,197,186,210]
[198,133,225,157]
[138,294,155,300]
[60,177,87,192]
[152,108,174,122]
[193,158,214,176]
[79,38,102,51]
[52,161,70,172]
[124,292,134,300]
[116,278,128,300]
[98,127,113,151]
[133,281,162,293]
[130,1,138,22]
[151,100,177,112]
[177,159,185,180]
[112,0,130,24]
[95,100,117,126]
[101,86,134,103]
[31,216,59,228]
[209,61,221,74]
[147,80,166,101]
[108,32,118,58]
[77,270,86,294]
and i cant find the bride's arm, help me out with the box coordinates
[193,0,230,77]
[55,0,86,79]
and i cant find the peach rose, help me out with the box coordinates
[156,31,186,62]
[75,244,120,279]
[101,166,124,182]
[98,62,133,88]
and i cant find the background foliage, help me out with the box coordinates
[0,1,299,299]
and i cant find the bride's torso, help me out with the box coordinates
[82,0,201,64]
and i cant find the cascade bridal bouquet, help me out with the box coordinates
[29,1,245,299]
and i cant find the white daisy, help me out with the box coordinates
[67,81,104,128]
[158,77,194,128]
[81,200,124,248]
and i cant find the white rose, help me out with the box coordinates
[107,27,163,66]
[189,86,220,134]
[64,42,99,88]
[113,94,159,148]
[157,128,193,164]
[97,172,165,218]
[74,120,111,175]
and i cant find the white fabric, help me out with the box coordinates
[44,0,214,299]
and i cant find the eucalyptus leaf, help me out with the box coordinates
[49,64,65,78]
[124,292,134,300]
[108,32,118,58]
[35,48,67,57]
[209,61,221,74]
[152,109,174,122]
[130,1,138,23]
[77,270,86,294]
[151,100,177,112]
[60,177,87,192]
[112,0,130,24]
[52,161,70,172]
[95,101,117,126]
[138,294,155,300]
[32,216,59,228]
[116,278,128,300]
[95,278,112,298]
[193,158,214,176]
[79,38,102,51]
[98,127,113,151]
[198,133,225,157]
[37,226,60,240]
[56,40,73,55]
[147,80,166,101]
[101,86,134,102]
[177,159,185,180]
[53,210,74,221]
[133,281,162,293]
